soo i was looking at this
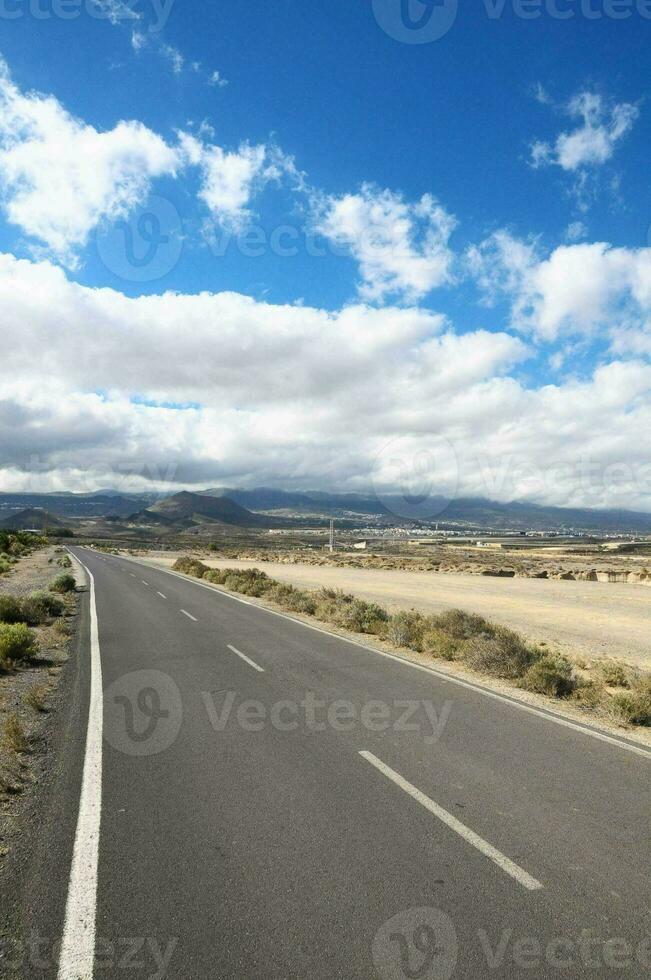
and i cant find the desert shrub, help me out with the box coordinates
[420,628,461,661]
[609,690,651,727]
[23,684,49,713]
[202,569,228,585]
[0,556,13,575]
[20,591,64,625]
[464,627,539,679]
[0,623,39,667]
[172,556,209,577]
[430,608,495,641]
[3,714,28,753]
[222,569,270,596]
[0,595,23,624]
[56,555,72,568]
[596,660,631,688]
[383,610,426,650]
[265,583,299,606]
[519,654,576,697]
[49,573,76,594]
[282,590,317,615]
[336,598,388,634]
[571,679,606,711]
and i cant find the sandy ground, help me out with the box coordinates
[147,554,650,668]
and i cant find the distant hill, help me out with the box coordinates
[136,492,272,528]
[203,487,651,534]
[0,492,151,519]
[0,508,67,530]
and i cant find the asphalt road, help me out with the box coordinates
[41,547,651,978]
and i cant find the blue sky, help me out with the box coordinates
[0,0,650,510]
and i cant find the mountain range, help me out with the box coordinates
[1,488,650,534]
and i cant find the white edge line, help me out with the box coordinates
[180,609,198,622]
[59,552,102,979]
[227,643,265,672]
[359,750,543,891]
[100,552,651,760]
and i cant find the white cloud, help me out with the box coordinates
[160,43,184,75]
[530,91,638,172]
[314,185,456,304]
[0,59,179,265]
[471,231,651,348]
[179,134,294,229]
[1,251,650,511]
[529,91,638,211]
[208,70,229,89]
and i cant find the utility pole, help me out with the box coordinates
[329,519,334,553]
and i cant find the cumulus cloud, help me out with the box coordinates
[530,91,637,171]
[179,133,296,229]
[0,59,179,265]
[313,185,456,304]
[470,231,651,347]
[0,59,296,260]
[1,251,650,510]
[529,91,638,210]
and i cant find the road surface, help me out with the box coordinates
[29,547,651,978]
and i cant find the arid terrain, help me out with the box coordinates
[143,551,651,668]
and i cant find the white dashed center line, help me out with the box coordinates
[227,644,264,672]
[359,751,543,891]
[180,609,198,622]
[156,592,167,599]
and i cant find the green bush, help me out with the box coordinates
[281,590,317,615]
[520,654,576,697]
[0,622,39,667]
[383,610,426,650]
[266,583,299,606]
[56,555,72,568]
[420,628,461,660]
[172,557,208,577]
[431,608,495,641]
[20,591,64,625]
[336,598,388,634]
[222,569,271,596]
[464,628,539,679]
[49,573,76,594]
[0,595,23,624]
[202,569,228,585]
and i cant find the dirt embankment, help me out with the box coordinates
[145,552,651,669]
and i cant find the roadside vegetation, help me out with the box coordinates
[0,531,47,577]
[0,551,77,801]
[173,557,651,730]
